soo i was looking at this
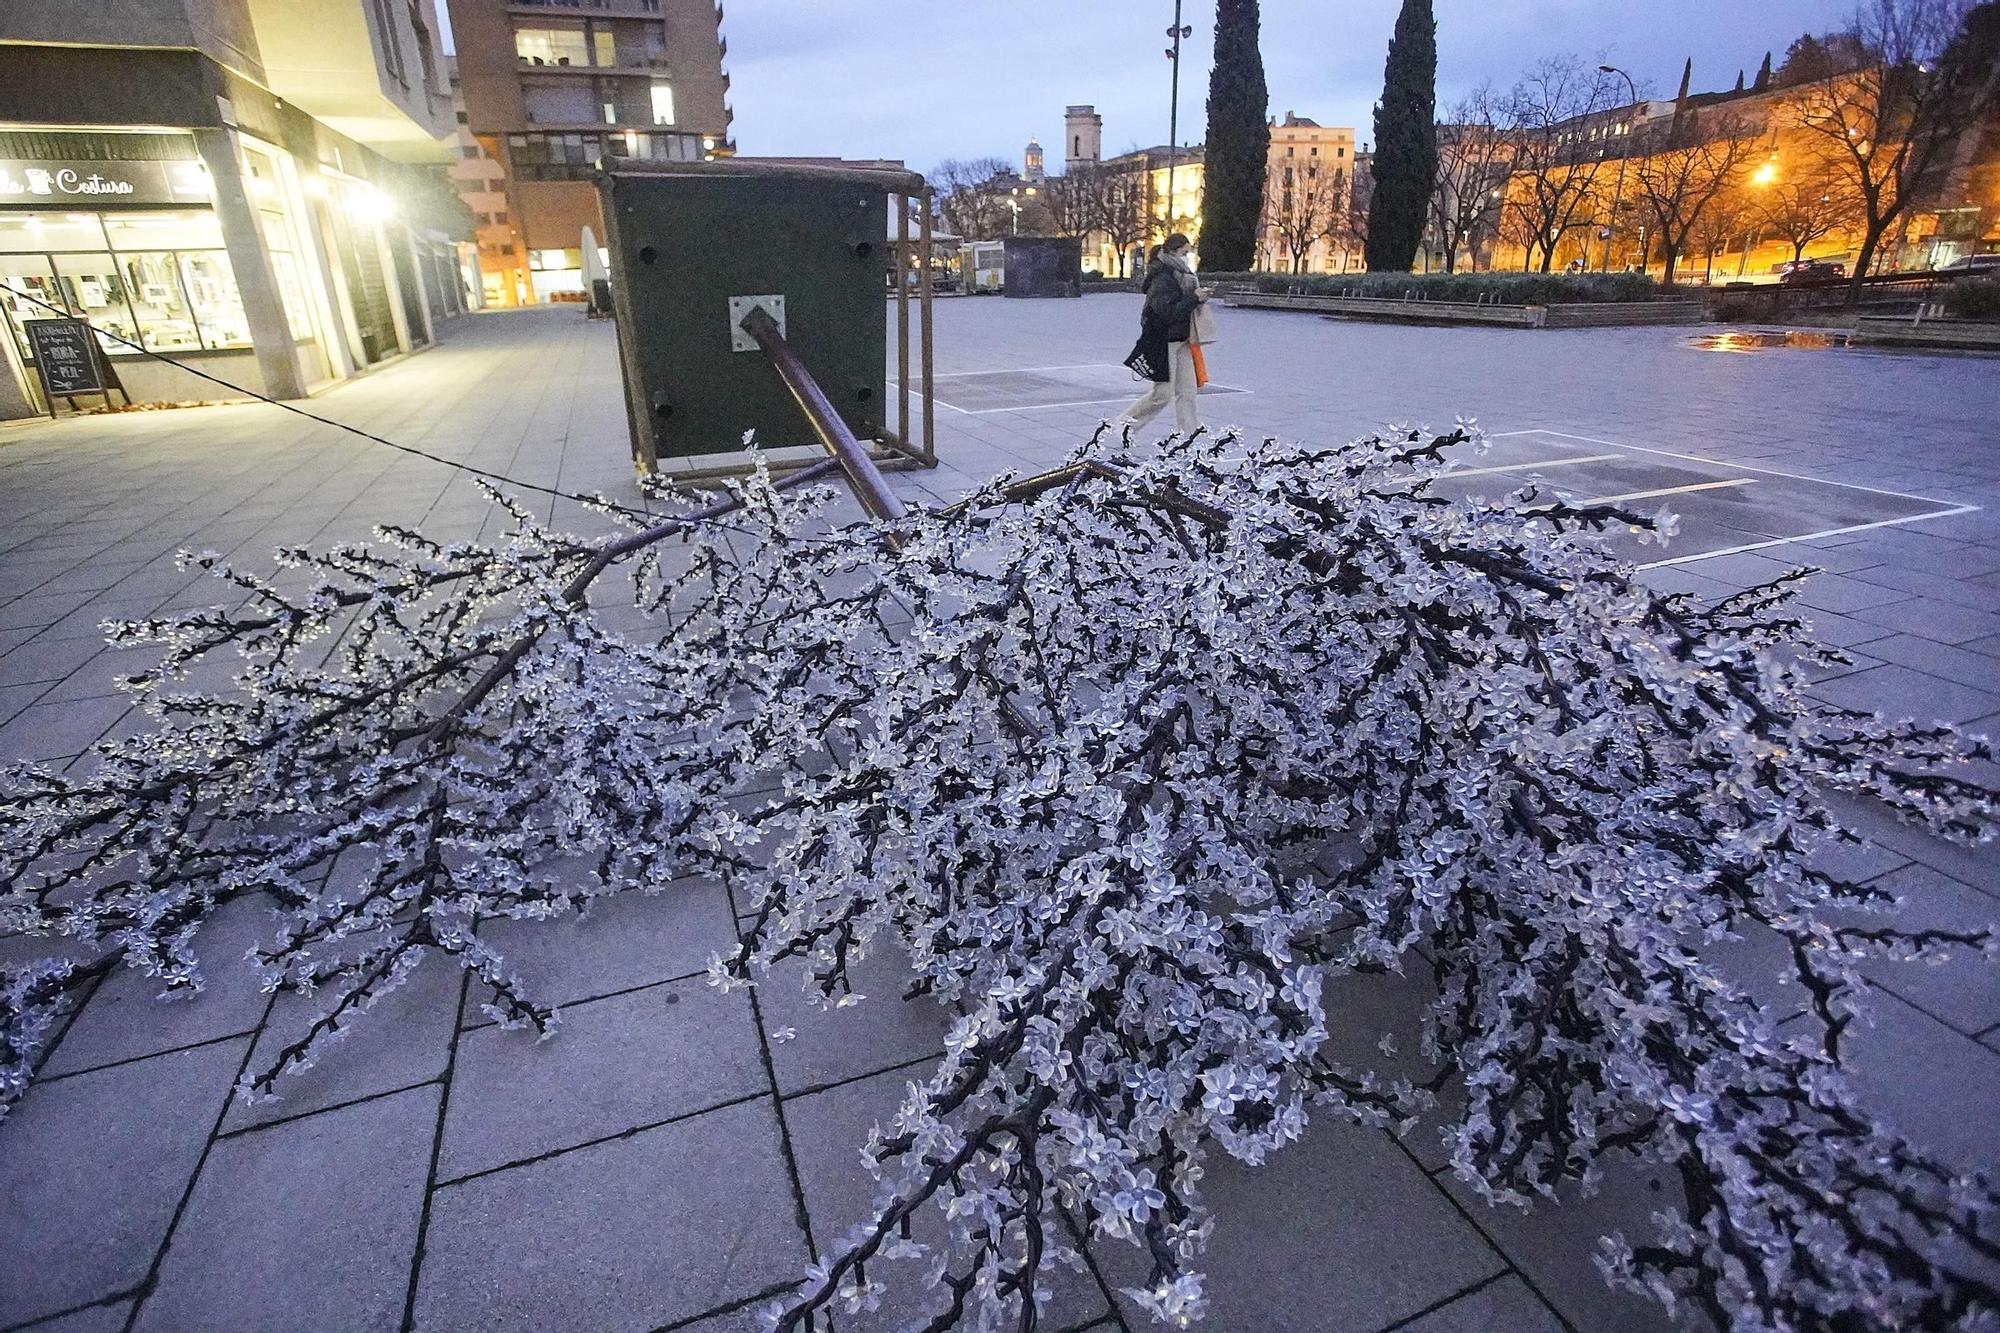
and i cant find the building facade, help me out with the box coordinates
[0,0,462,419]
[445,0,733,305]
[1257,112,1360,273]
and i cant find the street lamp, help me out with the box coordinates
[1597,64,1637,273]
[1007,197,1021,236]
[1165,4,1192,231]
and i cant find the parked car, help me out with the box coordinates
[1938,253,2000,275]
[1777,258,1846,284]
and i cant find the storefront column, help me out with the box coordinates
[193,127,305,400]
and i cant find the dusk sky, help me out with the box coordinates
[713,0,1853,170]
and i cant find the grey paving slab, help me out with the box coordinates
[782,1065,1111,1333]
[221,949,462,1132]
[134,1085,437,1333]
[0,694,129,764]
[439,971,765,1180]
[0,635,105,687]
[1839,989,2000,1176]
[1396,1275,1565,1333]
[414,1096,806,1333]
[464,877,739,1022]
[1858,865,2000,1034]
[11,1301,133,1333]
[1807,664,2000,727]
[1853,597,2000,645]
[0,1038,247,1326]
[1437,1155,1679,1333]
[42,896,277,1078]
[755,945,949,1096]
[1860,633,2000,692]
[1093,1118,1506,1333]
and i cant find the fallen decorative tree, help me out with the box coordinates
[3,425,1998,1332]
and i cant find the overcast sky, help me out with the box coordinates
[713,0,1852,170]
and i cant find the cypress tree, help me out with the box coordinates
[1198,0,1270,272]
[1753,52,1772,91]
[1365,0,1437,273]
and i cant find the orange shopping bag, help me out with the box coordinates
[1189,341,1210,388]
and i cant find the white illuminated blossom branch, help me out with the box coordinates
[2,426,1996,1333]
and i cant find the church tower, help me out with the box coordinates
[1025,138,1045,183]
[1065,105,1102,172]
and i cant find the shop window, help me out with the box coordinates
[118,252,203,351]
[179,252,251,348]
[0,253,66,362]
[51,253,139,351]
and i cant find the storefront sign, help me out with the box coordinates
[24,318,106,398]
[0,159,211,207]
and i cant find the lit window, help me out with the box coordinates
[603,101,617,124]
[650,82,675,125]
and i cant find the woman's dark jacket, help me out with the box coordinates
[1140,264,1201,344]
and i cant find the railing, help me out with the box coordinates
[1707,272,1946,319]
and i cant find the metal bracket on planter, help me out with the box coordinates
[728,295,786,351]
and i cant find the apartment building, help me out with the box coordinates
[1259,112,1360,274]
[0,0,462,418]
[445,0,733,303]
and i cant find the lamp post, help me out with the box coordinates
[1597,64,1637,273]
[1164,3,1192,238]
[1007,197,1021,236]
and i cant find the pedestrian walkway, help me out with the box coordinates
[1,300,1996,1333]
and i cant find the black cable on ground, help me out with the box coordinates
[5,285,660,520]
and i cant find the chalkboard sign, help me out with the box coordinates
[25,318,105,397]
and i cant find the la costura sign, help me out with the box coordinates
[0,159,211,207]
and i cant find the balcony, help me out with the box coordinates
[515,55,674,73]
[243,0,454,161]
[511,1,664,12]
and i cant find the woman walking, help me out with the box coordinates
[1121,233,1207,437]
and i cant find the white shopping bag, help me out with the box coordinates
[1192,302,1220,345]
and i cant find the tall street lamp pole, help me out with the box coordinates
[1165,3,1192,240]
[1598,64,1637,273]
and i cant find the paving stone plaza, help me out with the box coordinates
[2,296,1999,1333]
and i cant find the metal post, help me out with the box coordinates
[1166,0,1185,232]
[738,304,907,522]
[1597,65,1637,273]
[896,190,910,453]
[919,187,935,464]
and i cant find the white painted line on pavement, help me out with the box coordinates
[1496,428,1961,508]
[1441,453,1623,479]
[1583,478,1755,506]
[1639,506,1982,568]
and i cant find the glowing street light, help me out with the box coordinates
[1752,160,1778,187]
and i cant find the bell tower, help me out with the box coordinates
[1064,105,1102,172]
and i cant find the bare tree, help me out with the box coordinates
[1040,167,1103,240]
[1429,83,1514,272]
[1687,180,1758,280]
[1096,169,1152,276]
[1262,160,1346,272]
[1758,159,1866,262]
[1785,0,2000,300]
[932,157,1011,241]
[1627,113,1761,284]
[1500,57,1626,272]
